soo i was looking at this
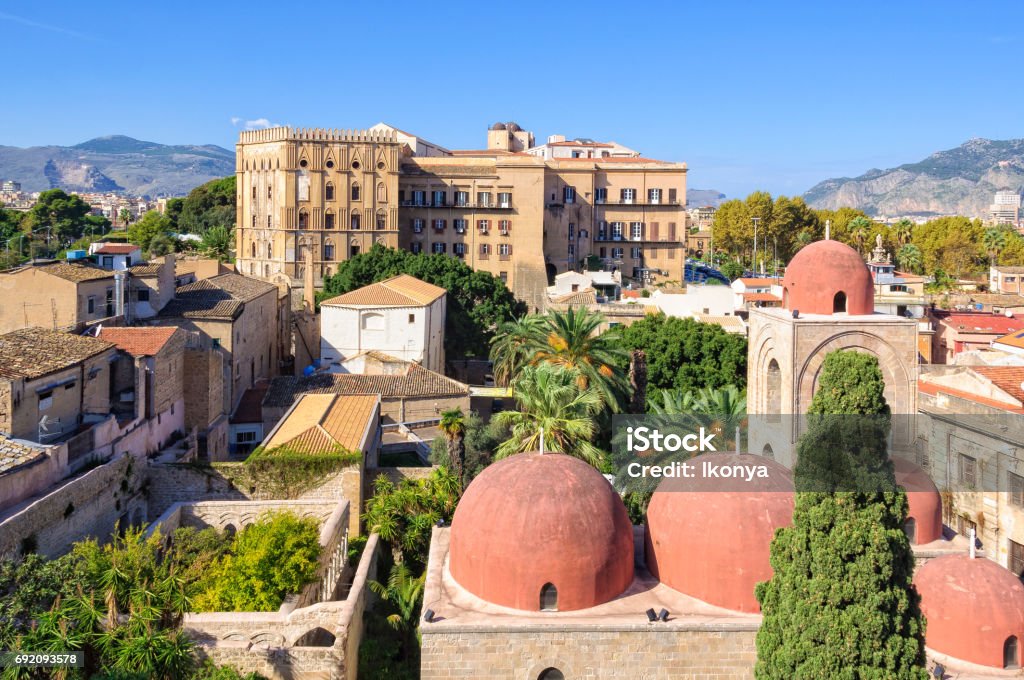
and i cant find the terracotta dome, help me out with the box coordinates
[645,453,794,612]
[449,453,634,611]
[892,458,943,545]
[781,240,874,315]
[915,554,1024,668]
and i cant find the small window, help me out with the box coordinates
[564,186,575,204]
[325,159,334,169]
[408,313,415,324]
[352,184,360,201]
[299,159,308,168]
[1012,472,1024,507]
[351,160,360,170]
[38,391,53,411]
[1010,539,1024,577]
[959,454,977,489]
[833,291,847,314]
[325,212,335,230]
[377,161,385,170]
[87,297,95,314]
[539,583,558,611]
[298,211,309,230]
[325,183,335,201]
[137,289,150,302]
[351,213,361,230]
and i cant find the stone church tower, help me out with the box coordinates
[747,239,919,466]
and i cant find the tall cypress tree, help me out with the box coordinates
[755,350,927,679]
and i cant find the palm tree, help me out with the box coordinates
[984,227,1008,266]
[489,314,546,386]
[200,225,232,261]
[848,216,872,255]
[527,307,630,411]
[896,243,923,274]
[369,562,425,657]
[894,218,913,246]
[494,363,605,466]
[649,385,747,450]
[118,207,132,230]
[438,408,466,487]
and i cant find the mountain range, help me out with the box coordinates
[804,138,1024,218]
[0,135,235,197]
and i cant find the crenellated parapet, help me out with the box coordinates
[239,126,399,145]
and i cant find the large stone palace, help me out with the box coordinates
[233,122,688,310]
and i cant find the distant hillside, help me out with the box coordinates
[687,188,726,208]
[0,135,235,197]
[804,138,1024,217]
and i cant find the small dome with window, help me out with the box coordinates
[449,453,634,611]
[915,554,1024,668]
[782,240,874,315]
[892,457,942,545]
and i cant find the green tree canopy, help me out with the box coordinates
[25,189,95,242]
[620,313,747,394]
[200,225,233,262]
[178,176,236,234]
[128,210,174,253]
[323,244,527,358]
[755,350,926,679]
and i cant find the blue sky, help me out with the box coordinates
[1,0,1021,197]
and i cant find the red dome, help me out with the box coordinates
[645,453,794,612]
[449,453,634,611]
[782,240,874,315]
[892,458,942,545]
[915,554,1024,667]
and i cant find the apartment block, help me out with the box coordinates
[235,122,687,310]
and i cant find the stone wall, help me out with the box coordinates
[420,627,758,679]
[0,452,145,558]
[186,533,380,680]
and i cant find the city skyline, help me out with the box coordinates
[1,0,1022,197]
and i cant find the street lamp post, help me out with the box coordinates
[751,217,761,275]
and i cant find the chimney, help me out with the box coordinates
[824,220,831,241]
[303,248,315,313]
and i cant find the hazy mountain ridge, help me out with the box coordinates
[804,138,1024,217]
[0,135,235,197]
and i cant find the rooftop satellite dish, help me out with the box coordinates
[1006,309,1015,318]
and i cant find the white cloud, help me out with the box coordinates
[230,117,277,130]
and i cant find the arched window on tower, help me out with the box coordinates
[377,182,387,203]
[538,669,565,680]
[539,583,558,611]
[1005,635,1019,669]
[325,182,334,201]
[298,210,309,230]
[766,359,781,423]
[833,291,847,313]
[351,183,360,201]
[251,242,256,258]
[267,242,272,259]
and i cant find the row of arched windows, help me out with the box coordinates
[297,209,389,230]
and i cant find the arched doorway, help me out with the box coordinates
[762,443,774,460]
[545,263,557,285]
[538,669,564,680]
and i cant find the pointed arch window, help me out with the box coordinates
[377,182,387,203]
[376,210,387,230]
[325,182,335,201]
[251,242,256,258]
[351,183,360,201]
[1006,636,1020,669]
[325,210,335,230]
[298,210,309,230]
[539,583,558,611]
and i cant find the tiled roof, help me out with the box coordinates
[128,263,163,277]
[0,434,45,475]
[93,244,140,255]
[97,326,178,357]
[321,274,446,307]
[264,394,378,454]
[744,292,782,303]
[264,364,469,408]
[29,262,114,283]
[993,329,1024,350]
[159,274,276,320]
[551,288,597,305]
[547,141,615,148]
[693,314,745,331]
[973,367,1024,403]
[935,312,1024,335]
[737,278,774,287]
[993,266,1024,274]
[0,328,114,379]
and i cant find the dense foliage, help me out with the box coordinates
[321,244,526,358]
[175,176,237,234]
[236,442,361,498]
[363,468,461,570]
[429,412,509,483]
[128,210,174,253]
[620,314,747,394]
[755,351,926,679]
[25,189,109,243]
[193,512,322,613]
[0,525,265,680]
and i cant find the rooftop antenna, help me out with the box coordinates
[825,220,831,241]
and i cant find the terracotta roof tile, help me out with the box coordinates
[264,394,378,454]
[231,382,269,424]
[93,244,140,255]
[159,274,275,320]
[0,434,46,474]
[936,312,1024,335]
[97,326,179,357]
[321,274,446,307]
[551,288,598,305]
[973,367,1024,403]
[128,263,163,277]
[28,262,114,283]
[0,328,114,379]
[264,362,469,408]
[744,292,782,302]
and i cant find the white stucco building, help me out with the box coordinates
[320,274,446,374]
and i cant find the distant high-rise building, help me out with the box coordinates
[1,179,21,192]
[990,189,1021,227]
